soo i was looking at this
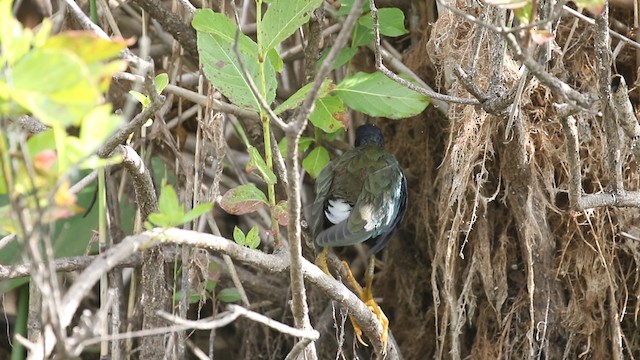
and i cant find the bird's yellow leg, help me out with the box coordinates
[341,258,389,353]
[315,247,331,275]
[363,256,388,353]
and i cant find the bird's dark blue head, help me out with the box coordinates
[355,124,384,148]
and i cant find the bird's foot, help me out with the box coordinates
[342,261,388,353]
[346,294,389,353]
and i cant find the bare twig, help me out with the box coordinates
[25,227,396,358]
[562,5,640,51]
[558,113,583,210]
[131,0,199,58]
[594,8,624,193]
[369,0,478,107]
[15,115,48,133]
[98,68,165,159]
[436,0,593,111]
[611,75,640,163]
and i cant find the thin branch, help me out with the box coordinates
[436,0,593,111]
[611,75,640,164]
[594,7,623,192]
[98,68,165,159]
[26,228,397,359]
[227,304,320,340]
[131,0,199,58]
[562,5,640,51]
[369,0,478,107]
[111,145,158,219]
[282,0,368,359]
[558,113,583,210]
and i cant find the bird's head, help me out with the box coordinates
[355,124,384,148]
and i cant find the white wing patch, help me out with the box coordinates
[360,204,376,231]
[325,198,351,224]
[384,177,402,226]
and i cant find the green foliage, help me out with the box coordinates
[193,9,277,111]
[0,4,127,237]
[259,0,324,56]
[233,225,261,249]
[272,200,289,226]
[217,287,241,303]
[146,184,214,229]
[334,72,429,119]
[317,47,358,71]
[129,73,167,107]
[278,137,314,158]
[247,146,277,185]
[310,95,347,133]
[303,146,330,179]
[358,8,409,37]
[173,262,240,304]
[273,80,332,115]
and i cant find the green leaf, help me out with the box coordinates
[333,71,429,119]
[8,48,99,128]
[260,0,324,54]
[220,184,268,215]
[155,73,169,94]
[303,146,329,178]
[317,47,358,71]
[233,226,246,244]
[273,80,332,116]
[513,2,533,24]
[247,146,277,185]
[351,22,374,47]
[278,136,314,158]
[79,104,122,154]
[182,202,214,223]
[245,225,261,249]
[358,8,408,37]
[26,131,56,159]
[204,279,218,292]
[218,287,241,303]
[146,184,200,228]
[310,94,346,133]
[173,290,203,304]
[267,48,284,72]
[158,184,184,219]
[129,90,150,107]
[193,9,277,111]
[43,32,127,64]
[337,0,368,16]
[0,1,34,66]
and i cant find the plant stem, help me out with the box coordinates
[256,0,280,246]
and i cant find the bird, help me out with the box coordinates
[310,123,407,351]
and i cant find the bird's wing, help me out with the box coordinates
[367,170,407,254]
[310,160,335,241]
[316,153,405,250]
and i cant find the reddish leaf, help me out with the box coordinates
[530,29,554,45]
[273,200,288,226]
[220,184,268,215]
